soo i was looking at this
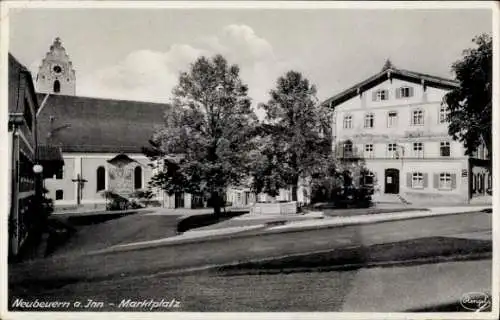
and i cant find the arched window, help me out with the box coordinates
[53,80,61,93]
[134,166,142,189]
[97,166,105,192]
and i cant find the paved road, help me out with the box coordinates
[8,210,492,312]
[10,211,490,284]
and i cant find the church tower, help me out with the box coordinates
[36,37,76,95]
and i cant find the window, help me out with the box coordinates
[55,167,63,179]
[365,144,374,158]
[439,106,448,123]
[364,113,374,128]
[55,189,64,200]
[413,142,424,158]
[343,142,353,157]
[97,166,105,192]
[134,166,142,189]
[387,143,397,158]
[439,173,452,190]
[412,172,424,189]
[53,80,61,93]
[387,111,398,127]
[412,109,424,125]
[397,86,413,98]
[373,89,388,101]
[440,142,450,157]
[343,115,352,129]
[362,171,375,185]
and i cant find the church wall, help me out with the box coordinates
[47,153,157,207]
[44,157,76,204]
[81,157,109,203]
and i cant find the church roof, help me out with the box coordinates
[322,64,459,108]
[36,93,169,154]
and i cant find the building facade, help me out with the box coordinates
[8,54,39,257]
[325,63,491,204]
[35,38,207,210]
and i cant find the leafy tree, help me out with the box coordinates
[310,141,374,204]
[443,34,492,161]
[146,55,258,215]
[249,134,288,198]
[257,71,332,202]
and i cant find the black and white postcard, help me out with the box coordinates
[1,1,498,319]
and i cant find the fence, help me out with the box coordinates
[250,201,298,215]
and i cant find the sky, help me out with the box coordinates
[7,5,493,118]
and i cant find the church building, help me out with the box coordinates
[36,38,198,210]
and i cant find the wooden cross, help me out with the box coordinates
[72,174,87,206]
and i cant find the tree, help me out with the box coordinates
[249,134,289,198]
[443,33,492,161]
[257,71,332,202]
[146,55,258,216]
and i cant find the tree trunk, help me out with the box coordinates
[291,175,299,202]
[211,191,222,217]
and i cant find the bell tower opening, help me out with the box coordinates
[53,80,61,93]
[36,37,76,95]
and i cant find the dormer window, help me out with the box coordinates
[397,86,413,98]
[373,89,388,101]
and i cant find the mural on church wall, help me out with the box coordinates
[107,154,137,196]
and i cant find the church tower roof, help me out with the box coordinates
[50,37,63,50]
[36,37,76,95]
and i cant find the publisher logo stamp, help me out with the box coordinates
[460,292,490,312]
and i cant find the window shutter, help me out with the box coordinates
[451,174,457,189]
[407,173,412,187]
[396,88,401,99]
[423,173,428,188]
[409,86,414,97]
[433,174,439,189]
[372,91,377,101]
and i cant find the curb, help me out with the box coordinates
[91,208,489,256]
[89,224,268,255]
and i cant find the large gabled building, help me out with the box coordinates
[323,62,491,204]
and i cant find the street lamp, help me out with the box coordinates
[33,164,44,174]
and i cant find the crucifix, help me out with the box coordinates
[72,174,87,206]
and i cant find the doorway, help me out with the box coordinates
[174,192,185,208]
[384,168,400,194]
